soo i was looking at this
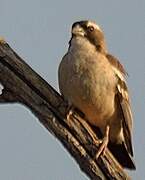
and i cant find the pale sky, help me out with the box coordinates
[0,0,144,179]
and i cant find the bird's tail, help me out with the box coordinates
[108,142,136,170]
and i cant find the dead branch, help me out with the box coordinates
[0,39,130,180]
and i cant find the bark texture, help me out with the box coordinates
[0,39,130,180]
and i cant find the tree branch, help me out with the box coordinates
[0,39,130,180]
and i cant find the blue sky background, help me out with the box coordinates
[0,0,144,179]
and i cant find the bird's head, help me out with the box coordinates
[71,20,107,53]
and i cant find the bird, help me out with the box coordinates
[58,20,136,169]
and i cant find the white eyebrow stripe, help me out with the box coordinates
[87,21,101,31]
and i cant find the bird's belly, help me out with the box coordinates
[69,75,115,126]
[60,60,116,128]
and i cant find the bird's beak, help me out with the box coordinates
[72,24,85,37]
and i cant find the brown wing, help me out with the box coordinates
[107,54,134,156]
[106,54,127,76]
[117,77,133,156]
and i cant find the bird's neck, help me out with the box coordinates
[95,42,107,54]
[69,36,107,54]
[69,36,97,53]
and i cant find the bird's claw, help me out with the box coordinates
[95,136,108,159]
[94,125,110,159]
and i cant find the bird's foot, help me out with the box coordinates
[95,135,108,158]
[66,105,85,120]
[66,105,75,120]
[95,125,110,159]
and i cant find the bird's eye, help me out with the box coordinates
[87,26,94,32]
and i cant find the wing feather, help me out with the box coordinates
[117,78,133,156]
[107,54,134,156]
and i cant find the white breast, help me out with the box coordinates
[58,36,117,128]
